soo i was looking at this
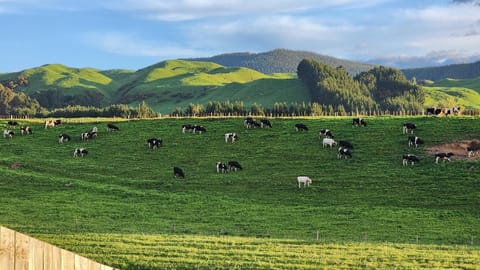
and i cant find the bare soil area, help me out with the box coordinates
[425,139,480,161]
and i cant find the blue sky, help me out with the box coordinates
[1,0,480,72]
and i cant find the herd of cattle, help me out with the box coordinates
[2,115,479,188]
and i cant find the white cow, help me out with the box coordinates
[297,176,312,188]
[224,132,238,143]
[322,138,337,148]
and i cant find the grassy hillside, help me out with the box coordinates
[402,60,480,81]
[0,117,479,268]
[422,77,480,109]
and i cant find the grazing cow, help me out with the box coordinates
[81,131,97,141]
[224,132,238,143]
[339,140,353,149]
[173,166,185,178]
[426,107,442,116]
[295,123,308,131]
[442,106,460,116]
[44,119,61,129]
[337,147,352,159]
[244,117,254,127]
[59,133,71,143]
[216,162,228,173]
[147,138,163,149]
[244,117,261,128]
[322,138,337,148]
[3,129,14,138]
[107,123,119,131]
[352,118,367,127]
[435,152,454,164]
[408,136,424,148]
[20,126,32,135]
[182,124,194,133]
[73,148,88,157]
[260,119,272,128]
[297,176,312,188]
[467,141,480,157]
[193,125,207,134]
[402,123,416,134]
[402,154,419,166]
[228,161,243,172]
[319,129,334,138]
[7,121,18,128]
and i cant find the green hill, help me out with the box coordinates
[422,77,480,109]
[0,117,479,269]
[402,61,480,81]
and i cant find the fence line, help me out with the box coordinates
[0,226,118,270]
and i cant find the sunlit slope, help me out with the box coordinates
[422,77,480,109]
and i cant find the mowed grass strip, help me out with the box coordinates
[0,117,479,248]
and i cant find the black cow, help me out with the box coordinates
[228,161,243,172]
[216,162,228,173]
[435,152,454,164]
[7,121,18,128]
[337,147,352,159]
[295,123,308,131]
[20,126,32,135]
[352,118,367,127]
[319,129,334,138]
[339,140,353,149]
[426,108,442,116]
[147,138,163,149]
[402,154,419,166]
[182,124,195,133]
[408,136,424,148]
[73,148,88,157]
[467,141,480,157]
[107,123,119,131]
[59,133,71,143]
[402,123,416,134]
[193,125,207,134]
[173,166,185,178]
[260,119,272,128]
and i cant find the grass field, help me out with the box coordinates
[1,116,479,269]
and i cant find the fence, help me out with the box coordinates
[0,226,118,270]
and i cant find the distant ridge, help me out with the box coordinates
[187,48,375,75]
[402,61,480,81]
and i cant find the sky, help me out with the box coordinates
[1,0,480,72]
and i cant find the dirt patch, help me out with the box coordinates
[425,139,480,160]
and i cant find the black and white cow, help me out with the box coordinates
[73,148,88,157]
[3,129,14,138]
[45,119,62,129]
[352,118,367,127]
[244,117,254,127]
[216,162,228,173]
[402,123,416,134]
[337,147,352,159]
[224,132,238,143]
[295,123,308,131]
[322,138,337,148]
[467,142,480,157]
[182,124,195,133]
[260,119,272,128]
[435,152,454,163]
[426,107,442,116]
[319,129,334,138]
[442,107,460,116]
[173,166,185,178]
[245,118,261,128]
[193,125,207,134]
[408,136,424,148]
[20,126,32,135]
[107,123,119,131]
[402,154,419,166]
[228,161,243,171]
[59,133,71,143]
[339,140,353,149]
[7,121,18,128]
[81,131,97,141]
[147,138,163,149]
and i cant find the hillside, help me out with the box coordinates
[187,48,376,75]
[402,61,480,81]
[422,77,480,109]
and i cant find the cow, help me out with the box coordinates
[402,123,416,134]
[81,131,97,141]
[20,126,32,135]
[228,161,243,172]
[7,121,18,128]
[442,107,460,116]
[352,118,367,127]
[426,107,442,116]
[408,136,424,148]
[435,152,454,164]
[297,176,312,188]
[193,125,207,134]
[339,140,353,149]
[173,166,185,178]
[260,119,272,128]
[59,133,71,143]
[73,148,88,157]
[322,138,337,148]
[45,119,62,129]
[216,162,228,173]
[244,117,261,128]
[3,129,14,138]
[467,141,480,157]
[107,123,119,131]
[337,147,352,159]
[182,124,195,133]
[147,138,163,149]
[402,154,419,166]
[295,123,308,131]
[224,133,238,143]
[319,129,334,138]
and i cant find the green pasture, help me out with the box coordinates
[0,116,479,269]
